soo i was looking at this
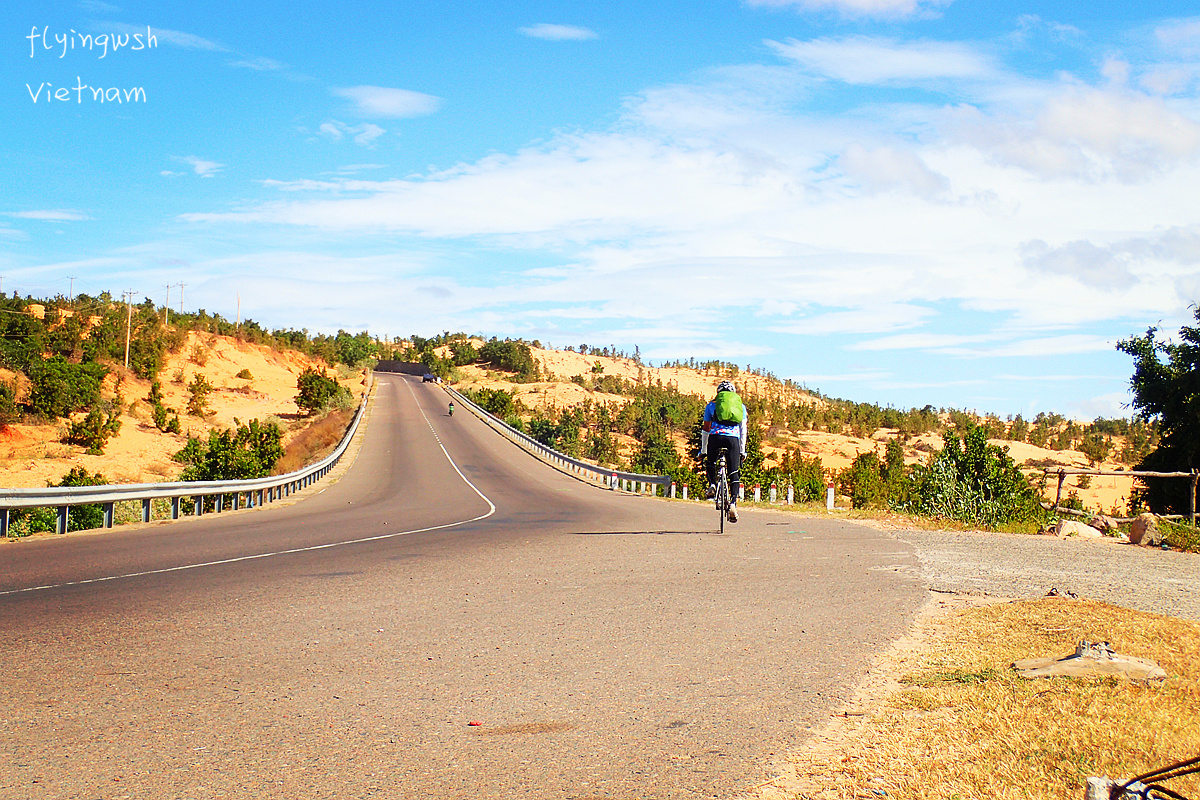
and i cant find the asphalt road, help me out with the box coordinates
[0,374,926,799]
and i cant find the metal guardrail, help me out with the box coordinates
[0,376,375,537]
[445,384,673,496]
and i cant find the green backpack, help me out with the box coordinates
[714,390,744,425]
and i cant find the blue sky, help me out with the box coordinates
[4,0,1200,419]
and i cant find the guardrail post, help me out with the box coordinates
[215,494,225,513]
[56,505,68,534]
[787,485,793,505]
[770,483,777,504]
[739,486,745,502]
[171,497,180,519]
[194,497,203,516]
[1,508,8,537]
[233,492,241,511]
[103,502,114,529]
[682,485,688,500]
[754,485,761,503]
[142,498,151,523]
[670,482,676,499]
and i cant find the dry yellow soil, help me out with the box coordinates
[0,332,365,488]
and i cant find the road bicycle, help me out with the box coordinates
[714,452,731,534]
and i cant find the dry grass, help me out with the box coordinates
[272,409,353,475]
[789,599,1200,799]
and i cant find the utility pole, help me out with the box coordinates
[123,289,135,370]
[236,291,241,331]
[164,284,171,325]
[178,282,185,314]
[67,276,76,303]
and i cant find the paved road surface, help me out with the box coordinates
[0,374,928,799]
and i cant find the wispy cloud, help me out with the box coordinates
[2,209,92,221]
[1156,17,1200,56]
[767,36,994,82]
[332,86,441,118]
[229,56,284,71]
[178,156,225,177]
[176,29,1200,395]
[78,0,121,13]
[319,121,387,146]
[747,0,954,21]
[109,23,225,51]
[519,24,598,41]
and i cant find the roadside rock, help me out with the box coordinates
[1014,640,1167,682]
[1055,520,1102,539]
[1129,513,1161,547]
[1088,515,1118,535]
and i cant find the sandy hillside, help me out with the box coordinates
[0,332,365,489]
[454,344,1140,515]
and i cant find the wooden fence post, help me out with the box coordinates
[1191,470,1198,527]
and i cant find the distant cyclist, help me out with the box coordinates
[699,380,747,523]
[448,401,455,417]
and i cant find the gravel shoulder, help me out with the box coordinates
[874,524,1199,622]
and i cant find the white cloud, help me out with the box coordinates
[772,305,933,335]
[519,24,597,41]
[78,1,122,13]
[767,36,994,82]
[1156,18,1200,56]
[109,24,224,51]
[318,121,387,146]
[332,86,441,118]
[839,144,949,196]
[1066,391,1134,420]
[944,335,1115,358]
[181,156,224,177]
[176,30,1200,377]
[746,0,951,20]
[2,209,91,221]
[852,332,992,351]
[229,56,284,70]
[949,86,1200,181]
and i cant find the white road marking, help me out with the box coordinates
[1,377,497,597]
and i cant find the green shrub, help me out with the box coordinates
[0,381,19,425]
[1161,520,1200,553]
[7,467,108,536]
[464,387,517,418]
[295,367,351,415]
[479,338,538,381]
[236,368,253,380]
[898,427,1040,528]
[186,374,213,416]
[147,381,181,433]
[25,357,107,418]
[174,418,284,481]
[64,406,122,454]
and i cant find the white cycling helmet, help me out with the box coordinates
[717,380,735,393]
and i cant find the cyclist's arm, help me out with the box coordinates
[739,404,748,456]
[699,402,714,455]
